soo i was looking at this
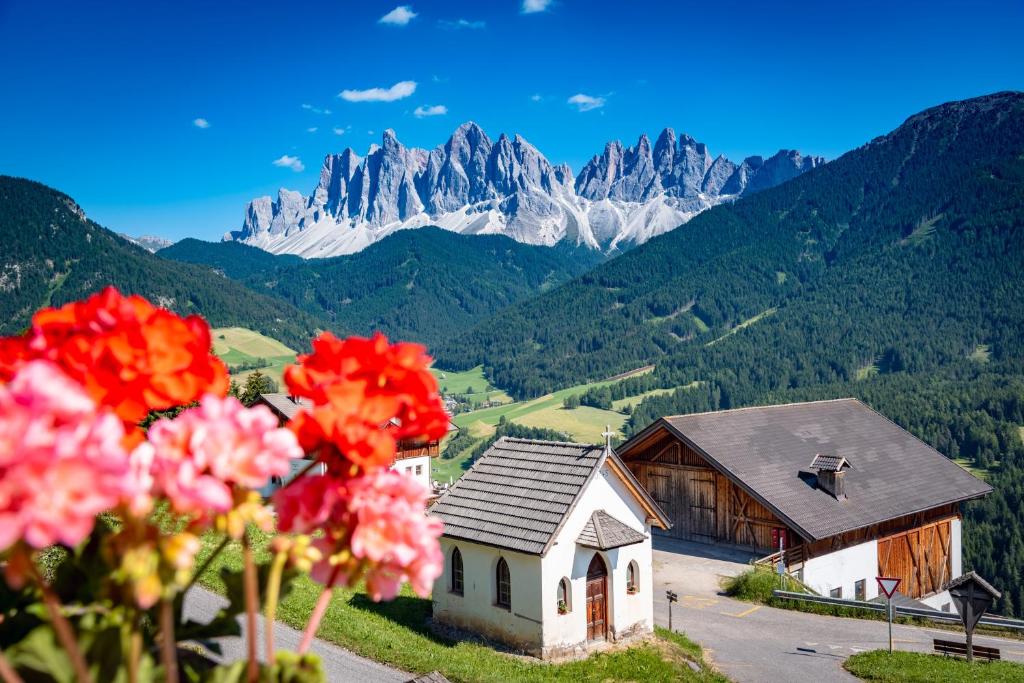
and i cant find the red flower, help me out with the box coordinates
[0,287,228,425]
[284,333,449,474]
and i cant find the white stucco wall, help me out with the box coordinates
[803,538,879,600]
[393,454,432,490]
[539,461,655,653]
[950,517,963,579]
[431,538,544,650]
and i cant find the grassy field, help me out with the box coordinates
[432,366,513,404]
[450,376,629,444]
[195,531,727,683]
[844,650,1024,682]
[212,327,297,386]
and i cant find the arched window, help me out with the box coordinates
[496,558,511,609]
[626,560,639,594]
[450,547,464,595]
[557,577,571,614]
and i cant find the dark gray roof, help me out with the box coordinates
[947,571,1001,599]
[259,393,457,432]
[629,399,992,542]
[577,510,647,550]
[430,438,605,555]
[809,454,849,472]
[258,393,312,420]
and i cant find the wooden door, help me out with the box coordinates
[644,466,677,538]
[878,518,952,598]
[585,554,608,641]
[686,471,717,540]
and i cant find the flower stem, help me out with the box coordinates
[298,564,341,654]
[242,534,260,683]
[159,599,179,683]
[264,550,288,662]
[128,611,142,683]
[183,536,229,593]
[0,649,26,683]
[32,569,93,683]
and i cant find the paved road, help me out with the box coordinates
[183,587,408,683]
[651,538,1024,682]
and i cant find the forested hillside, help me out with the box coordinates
[0,177,325,349]
[161,228,602,347]
[436,92,1024,614]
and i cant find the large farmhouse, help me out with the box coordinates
[429,437,671,660]
[256,392,450,491]
[617,399,992,609]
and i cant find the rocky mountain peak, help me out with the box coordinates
[228,123,822,257]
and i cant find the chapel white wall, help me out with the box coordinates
[431,538,544,650]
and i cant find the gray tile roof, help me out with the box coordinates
[634,399,992,542]
[577,510,647,550]
[429,437,607,555]
[258,393,312,421]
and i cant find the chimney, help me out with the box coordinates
[810,454,850,500]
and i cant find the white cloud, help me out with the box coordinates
[333,127,347,135]
[193,118,210,129]
[307,127,318,133]
[272,155,304,172]
[521,0,553,14]
[301,104,332,115]
[530,94,543,102]
[414,104,448,118]
[379,5,417,26]
[567,93,605,112]
[439,18,485,29]
[339,80,417,103]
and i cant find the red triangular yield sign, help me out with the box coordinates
[877,576,901,599]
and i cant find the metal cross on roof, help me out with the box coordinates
[602,425,615,452]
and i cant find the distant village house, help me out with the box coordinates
[256,392,455,491]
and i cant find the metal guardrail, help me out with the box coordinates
[772,590,1024,632]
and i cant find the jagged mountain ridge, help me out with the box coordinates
[227,123,822,257]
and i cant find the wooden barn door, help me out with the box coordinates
[585,554,608,641]
[686,471,717,540]
[878,518,952,598]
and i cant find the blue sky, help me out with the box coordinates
[1,0,1021,241]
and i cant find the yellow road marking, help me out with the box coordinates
[728,605,762,618]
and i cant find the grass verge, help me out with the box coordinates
[195,532,727,682]
[844,650,1024,682]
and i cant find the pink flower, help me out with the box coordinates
[305,469,443,601]
[274,473,341,534]
[0,361,131,552]
[145,394,302,516]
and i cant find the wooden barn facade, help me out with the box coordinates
[617,399,992,606]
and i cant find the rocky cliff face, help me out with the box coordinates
[226,122,823,257]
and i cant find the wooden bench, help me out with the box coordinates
[933,638,1001,661]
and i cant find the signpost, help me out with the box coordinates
[947,571,1001,663]
[876,576,901,653]
[666,590,678,632]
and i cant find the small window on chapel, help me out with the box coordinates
[450,548,464,596]
[496,558,511,609]
[557,577,571,614]
[626,561,639,594]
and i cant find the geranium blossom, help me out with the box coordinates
[0,287,228,425]
[145,394,302,517]
[284,333,449,473]
[0,361,132,553]
[297,470,443,601]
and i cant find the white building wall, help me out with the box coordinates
[431,538,544,651]
[803,538,879,600]
[950,517,963,579]
[393,454,432,490]
[539,461,655,655]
